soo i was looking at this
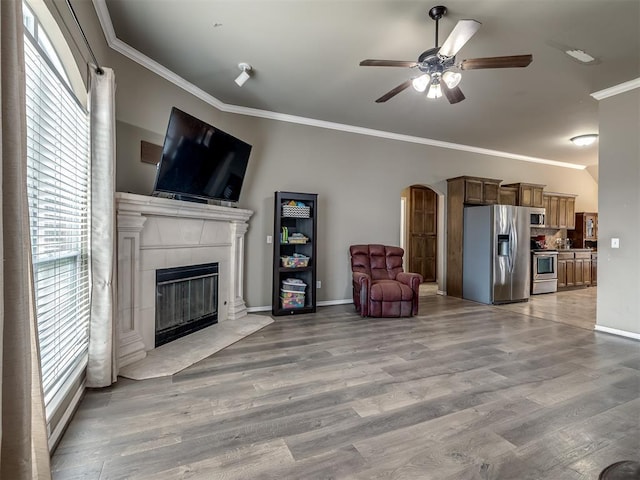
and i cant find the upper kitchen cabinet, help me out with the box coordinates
[447,176,502,205]
[502,183,545,208]
[499,186,518,206]
[568,212,598,249]
[543,192,576,229]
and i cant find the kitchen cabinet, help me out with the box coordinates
[569,212,598,248]
[542,193,576,229]
[446,176,502,298]
[557,250,592,291]
[499,186,518,206]
[503,183,545,207]
[591,252,598,286]
[448,176,502,206]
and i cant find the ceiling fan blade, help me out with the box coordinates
[375,79,412,103]
[441,82,465,104]
[360,59,418,67]
[438,19,482,58]
[460,54,533,70]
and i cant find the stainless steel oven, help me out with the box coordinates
[532,250,558,294]
[530,207,546,228]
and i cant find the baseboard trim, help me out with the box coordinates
[247,299,353,313]
[594,325,640,341]
[317,299,353,307]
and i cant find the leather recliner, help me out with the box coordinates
[349,244,423,317]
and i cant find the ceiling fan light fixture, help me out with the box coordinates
[570,134,598,146]
[412,74,431,92]
[426,77,442,99]
[442,70,462,89]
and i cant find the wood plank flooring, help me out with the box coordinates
[51,292,639,479]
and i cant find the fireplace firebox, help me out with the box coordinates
[155,263,219,347]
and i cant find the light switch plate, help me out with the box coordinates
[611,238,620,249]
[266,235,273,244]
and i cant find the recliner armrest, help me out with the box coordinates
[396,272,423,316]
[352,272,371,317]
[352,271,371,287]
[396,272,423,292]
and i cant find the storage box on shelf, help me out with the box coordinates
[280,278,306,309]
[272,192,318,316]
[280,254,310,268]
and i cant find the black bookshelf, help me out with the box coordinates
[272,191,317,316]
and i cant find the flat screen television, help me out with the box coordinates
[153,107,252,204]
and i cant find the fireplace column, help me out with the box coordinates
[117,211,148,367]
[228,220,249,320]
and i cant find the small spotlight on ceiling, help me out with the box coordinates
[235,63,252,87]
[570,134,598,146]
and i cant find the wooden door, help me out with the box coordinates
[409,186,437,282]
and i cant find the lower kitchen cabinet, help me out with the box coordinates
[557,250,592,291]
[591,252,598,286]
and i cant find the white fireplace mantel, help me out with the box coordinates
[115,192,253,368]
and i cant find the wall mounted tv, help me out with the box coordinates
[153,107,252,204]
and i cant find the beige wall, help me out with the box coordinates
[596,87,640,335]
[53,0,599,309]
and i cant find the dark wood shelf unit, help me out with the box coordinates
[272,191,318,316]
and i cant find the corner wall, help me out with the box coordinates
[595,86,640,336]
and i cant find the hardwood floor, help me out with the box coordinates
[51,293,639,479]
[495,287,597,331]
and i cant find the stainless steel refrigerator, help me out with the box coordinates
[462,205,531,304]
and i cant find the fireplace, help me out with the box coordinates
[115,192,253,368]
[156,262,219,346]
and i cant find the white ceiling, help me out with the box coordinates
[99,0,640,167]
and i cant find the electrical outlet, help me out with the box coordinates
[266,235,272,244]
[316,280,321,289]
[611,237,620,249]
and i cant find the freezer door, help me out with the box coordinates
[492,205,512,303]
[510,207,531,301]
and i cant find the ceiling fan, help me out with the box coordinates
[360,5,533,104]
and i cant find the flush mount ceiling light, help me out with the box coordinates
[234,63,252,87]
[570,134,598,146]
[565,49,595,63]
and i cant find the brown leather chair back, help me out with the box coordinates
[349,244,405,281]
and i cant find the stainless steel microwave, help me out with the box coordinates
[530,207,546,227]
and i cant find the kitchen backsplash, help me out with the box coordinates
[531,228,568,249]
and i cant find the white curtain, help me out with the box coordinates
[0,0,52,478]
[86,67,118,387]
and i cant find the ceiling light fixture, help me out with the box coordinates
[570,134,598,146]
[426,76,442,99]
[442,71,462,89]
[565,49,595,63]
[412,74,431,92]
[234,63,252,87]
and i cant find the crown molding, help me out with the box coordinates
[592,77,640,100]
[92,0,585,171]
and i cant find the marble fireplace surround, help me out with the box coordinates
[115,192,258,372]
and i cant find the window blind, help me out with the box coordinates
[24,33,91,410]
